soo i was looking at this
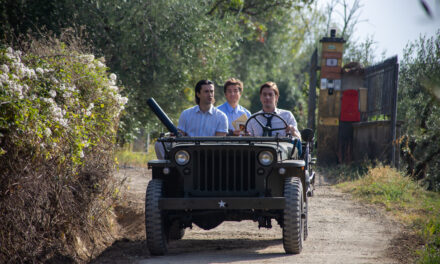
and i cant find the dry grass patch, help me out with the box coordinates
[337,165,440,264]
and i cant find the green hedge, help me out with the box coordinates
[0,39,127,262]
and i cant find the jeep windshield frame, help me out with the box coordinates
[157,136,297,144]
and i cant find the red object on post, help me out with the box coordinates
[340,89,360,122]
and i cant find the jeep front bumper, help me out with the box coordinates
[159,197,285,210]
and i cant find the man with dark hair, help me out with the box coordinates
[218,78,251,136]
[177,80,228,136]
[247,81,301,139]
[155,80,227,159]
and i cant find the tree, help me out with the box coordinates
[216,0,317,128]
[398,30,440,191]
[1,0,357,140]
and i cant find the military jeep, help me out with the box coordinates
[145,98,315,255]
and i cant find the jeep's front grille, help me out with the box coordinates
[191,148,257,194]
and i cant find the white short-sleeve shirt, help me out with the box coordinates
[247,108,300,137]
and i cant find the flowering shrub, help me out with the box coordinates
[0,42,127,262]
[0,46,127,167]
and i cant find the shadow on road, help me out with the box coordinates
[90,237,286,263]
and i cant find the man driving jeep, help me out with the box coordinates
[247,81,301,139]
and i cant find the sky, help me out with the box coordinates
[318,0,440,61]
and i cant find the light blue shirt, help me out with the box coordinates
[177,105,228,136]
[217,102,251,132]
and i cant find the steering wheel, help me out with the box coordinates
[245,112,289,136]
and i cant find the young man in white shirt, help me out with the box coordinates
[247,81,301,139]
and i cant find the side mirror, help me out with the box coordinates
[301,128,314,142]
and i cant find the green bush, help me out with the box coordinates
[398,30,440,191]
[0,35,127,262]
[419,219,440,264]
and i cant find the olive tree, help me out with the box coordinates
[398,30,440,191]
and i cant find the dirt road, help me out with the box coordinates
[91,167,405,264]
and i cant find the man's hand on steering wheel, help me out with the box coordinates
[286,124,301,139]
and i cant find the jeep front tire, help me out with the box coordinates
[145,179,168,255]
[282,177,304,254]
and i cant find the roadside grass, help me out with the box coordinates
[319,162,370,182]
[115,145,157,168]
[334,164,440,264]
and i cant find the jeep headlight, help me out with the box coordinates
[175,150,190,165]
[258,151,273,166]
